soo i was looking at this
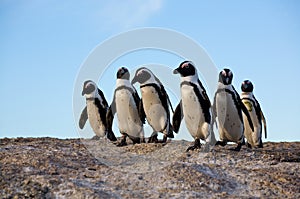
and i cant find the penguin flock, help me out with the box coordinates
[79,61,267,152]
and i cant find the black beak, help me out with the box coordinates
[131,76,138,84]
[225,77,230,84]
[81,90,85,96]
[173,68,179,74]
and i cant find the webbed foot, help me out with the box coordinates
[186,139,201,152]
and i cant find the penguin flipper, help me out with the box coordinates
[212,93,217,119]
[133,89,145,124]
[198,79,211,107]
[106,106,115,132]
[160,83,174,113]
[172,101,183,133]
[106,94,117,142]
[212,93,218,129]
[232,86,254,132]
[261,111,267,139]
[254,96,267,139]
[241,102,254,132]
[79,106,88,129]
[106,94,117,132]
[98,88,109,108]
[139,98,146,124]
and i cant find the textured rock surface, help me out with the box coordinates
[0,137,299,198]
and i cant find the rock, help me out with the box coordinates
[0,138,299,198]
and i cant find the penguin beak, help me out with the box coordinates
[131,76,138,84]
[225,77,229,84]
[81,90,85,96]
[173,68,179,74]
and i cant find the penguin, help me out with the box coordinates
[79,80,117,141]
[172,61,216,152]
[241,80,267,148]
[131,67,174,143]
[213,69,254,151]
[106,67,145,146]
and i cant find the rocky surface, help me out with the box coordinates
[0,137,299,198]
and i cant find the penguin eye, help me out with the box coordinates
[136,70,143,76]
[85,82,92,88]
[182,62,189,68]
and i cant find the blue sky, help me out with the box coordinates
[0,0,299,141]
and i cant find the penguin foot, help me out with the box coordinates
[167,130,174,138]
[107,131,117,142]
[258,140,263,148]
[91,135,100,140]
[241,138,246,145]
[230,143,242,152]
[246,142,252,148]
[116,136,127,147]
[116,142,127,147]
[130,136,142,144]
[148,135,159,143]
[161,135,168,143]
[140,138,146,143]
[116,140,127,147]
[215,141,227,147]
[186,139,201,152]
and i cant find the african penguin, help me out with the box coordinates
[106,67,145,146]
[131,67,175,143]
[173,61,216,152]
[241,80,267,148]
[79,80,117,141]
[213,69,254,151]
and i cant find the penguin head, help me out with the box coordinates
[173,61,196,77]
[241,80,254,92]
[131,67,153,84]
[82,80,97,96]
[117,67,130,80]
[219,68,233,85]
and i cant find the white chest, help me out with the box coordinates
[140,86,167,131]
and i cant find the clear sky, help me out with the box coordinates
[0,0,299,141]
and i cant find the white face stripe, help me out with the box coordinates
[136,69,144,76]
[221,70,232,77]
[137,67,153,76]
[181,62,189,68]
[85,81,96,88]
[222,70,226,76]
[181,61,195,68]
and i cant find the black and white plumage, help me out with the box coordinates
[213,69,254,151]
[173,61,216,151]
[131,67,174,143]
[241,80,267,148]
[106,67,145,146]
[79,80,117,141]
